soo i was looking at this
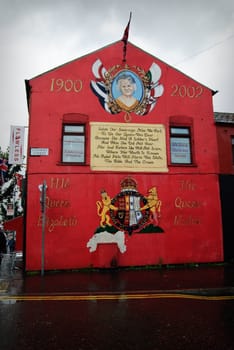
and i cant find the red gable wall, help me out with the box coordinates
[25,41,223,271]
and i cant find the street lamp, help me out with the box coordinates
[38,180,47,276]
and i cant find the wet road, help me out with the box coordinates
[0,265,234,349]
[0,292,234,349]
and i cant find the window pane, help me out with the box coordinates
[171,127,190,135]
[64,125,84,133]
[170,137,191,164]
[63,135,85,162]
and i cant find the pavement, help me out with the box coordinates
[0,253,234,298]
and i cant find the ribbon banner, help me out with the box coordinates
[8,125,25,164]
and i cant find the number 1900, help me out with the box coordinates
[50,78,83,92]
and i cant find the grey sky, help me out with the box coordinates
[0,0,233,151]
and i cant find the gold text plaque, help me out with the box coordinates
[90,122,168,172]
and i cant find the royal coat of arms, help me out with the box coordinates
[87,177,164,253]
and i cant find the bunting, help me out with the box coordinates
[0,158,8,184]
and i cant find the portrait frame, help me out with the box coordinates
[90,60,164,121]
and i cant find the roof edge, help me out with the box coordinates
[27,39,218,94]
[214,112,234,124]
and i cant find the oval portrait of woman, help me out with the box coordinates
[111,71,144,112]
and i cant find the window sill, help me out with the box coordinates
[56,162,89,166]
[169,163,197,167]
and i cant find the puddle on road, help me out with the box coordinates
[0,280,9,293]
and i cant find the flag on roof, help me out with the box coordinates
[122,12,132,62]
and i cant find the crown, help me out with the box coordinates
[120,177,137,192]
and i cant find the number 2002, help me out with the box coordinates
[50,78,83,92]
[171,84,203,98]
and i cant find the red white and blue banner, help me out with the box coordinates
[0,157,8,184]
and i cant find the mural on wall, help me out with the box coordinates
[90,59,164,121]
[87,177,164,253]
[90,122,168,172]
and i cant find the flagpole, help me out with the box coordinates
[122,12,132,63]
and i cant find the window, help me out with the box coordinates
[232,137,234,165]
[62,124,85,163]
[170,126,192,164]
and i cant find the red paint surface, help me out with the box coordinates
[25,41,223,271]
[216,125,234,174]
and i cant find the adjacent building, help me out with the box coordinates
[214,112,234,261]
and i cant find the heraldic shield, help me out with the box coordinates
[110,177,150,235]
